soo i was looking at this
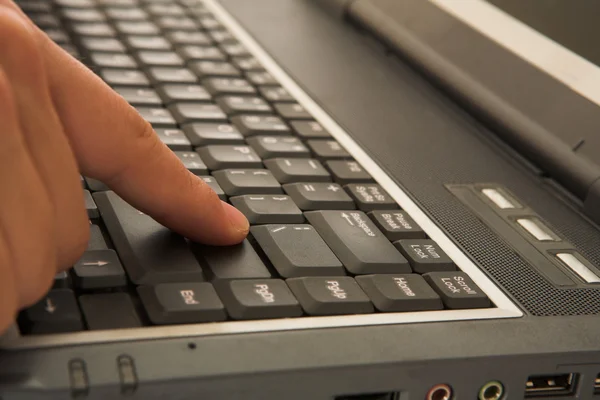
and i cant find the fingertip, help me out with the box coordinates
[221,201,250,240]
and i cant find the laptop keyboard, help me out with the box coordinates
[14,0,499,337]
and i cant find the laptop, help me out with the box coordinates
[2,0,600,399]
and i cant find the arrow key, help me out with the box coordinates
[19,289,84,334]
[73,250,127,290]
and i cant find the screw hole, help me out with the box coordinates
[188,343,196,350]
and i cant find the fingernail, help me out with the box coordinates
[222,201,249,234]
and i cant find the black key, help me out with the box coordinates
[115,21,160,35]
[98,0,137,5]
[264,158,331,184]
[232,56,264,72]
[177,45,226,62]
[17,1,51,13]
[231,115,290,136]
[92,53,138,69]
[148,67,196,84]
[137,51,183,66]
[247,136,310,159]
[105,7,148,20]
[345,183,398,211]
[73,250,127,289]
[199,176,226,200]
[138,283,226,325]
[307,140,351,159]
[101,69,150,87]
[115,87,161,105]
[394,240,455,274]
[44,28,70,44]
[167,31,212,46]
[327,160,373,185]
[286,277,373,315]
[216,96,272,115]
[246,71,278,86]
[423,272,491,309]
[190,61,241,78]
[191,239,272,280]
[221,42,250,58]
[146,3,185,16]
[128,37,172,52]
[168,103,227,124]
[136,106,177,127]
[259,86,294,102]
[83,189,99,218]
[202,77,256,96]
[155,128,192,150]
[94,191,205,284]
[79,293,142,330]
[355,274,443,312]
[196,145,262,170]
[156,16,198,31]
[291,120,331,139]
[55,0,93,6]
[283,182,355,211]
[63,8,105,22]
[231,195,304,225]
[212,169,282,196]
[209,30,236,44]
[82,37,126,53]
[305,210,411,275]
[72,22,116,37]
[20,290,83,334]
[214,279,302,320]
[369,210,426,241]
[84,177,110,192]
[174,151,208,174]
[157,84,211,104]
[54,271,70,289]
[29,14,60,28]
[183,123,244,146]
[275,103,312,120]
[251,225,344,278]
[198,16,223,30]
[88,224,108,251]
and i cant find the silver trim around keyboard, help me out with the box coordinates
[1,0,522,350]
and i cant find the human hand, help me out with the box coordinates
[0,3,249,333]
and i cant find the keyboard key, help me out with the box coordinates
[128,37,172,52]
[199,176,226,200]
[305,210,411,275]
[79,293,142,330]
[214,279,302,320]
[264,158,331,184]
[88,224,109,250]
[115,21,160,35]
[231,115,290,136]
[101,69,150,87]
[84,177,110,192]
[155,128,192,150]
[209,30,236,44]
[346,183,398,211]
[174,151,208,174]
[148,67,196,84]
[191,239,272,280]
[247,136,310,159]
[291,120,331,139]
[423,272,491,309]
[73,250,127,289]
[136,106,176,127]
[177,45,226,62]
[221,42,250,58]
[203,77,256,96]
[94,191,205,284]
[72,22,116,37]
[82,37,126,53]
[82,189,98,219]
[137,51,183,66]
[217,96,272,115]
[146,3,185,16]
[307,140,351,159]
[17,1,51,13]
[183,123,244,146]
[231,195,304,225]
[105,7,148,20]
[138,283,226,324]
[63,8,105,22]
[275,103,312,120]
[251,225,344,278]
[246,71,278,86]
[286,277,373,315]
[394,240,455,274]
[157,84,211,104]
[168,103,227,124]
[167,31,212,46]
[55,0,94,6]
[92,53,137,69]
[355,274,443,312]
[327,160,373,185]
[196,145,262,170]
[44,28,70,44]
[156,16,198,31]
[369,210,426,241]
[259,86,295,102]
[283,182,355,210]
[29,14,60,28]
[198,16,222,30]
[20,289,83,334]
[115,87,161,106]
[212,169,282,196]
[232,56,264,72]
[53,271,70,289]
[190,61,241,78]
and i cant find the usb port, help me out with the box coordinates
[525,374,578,397]
[594,374,600,395]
